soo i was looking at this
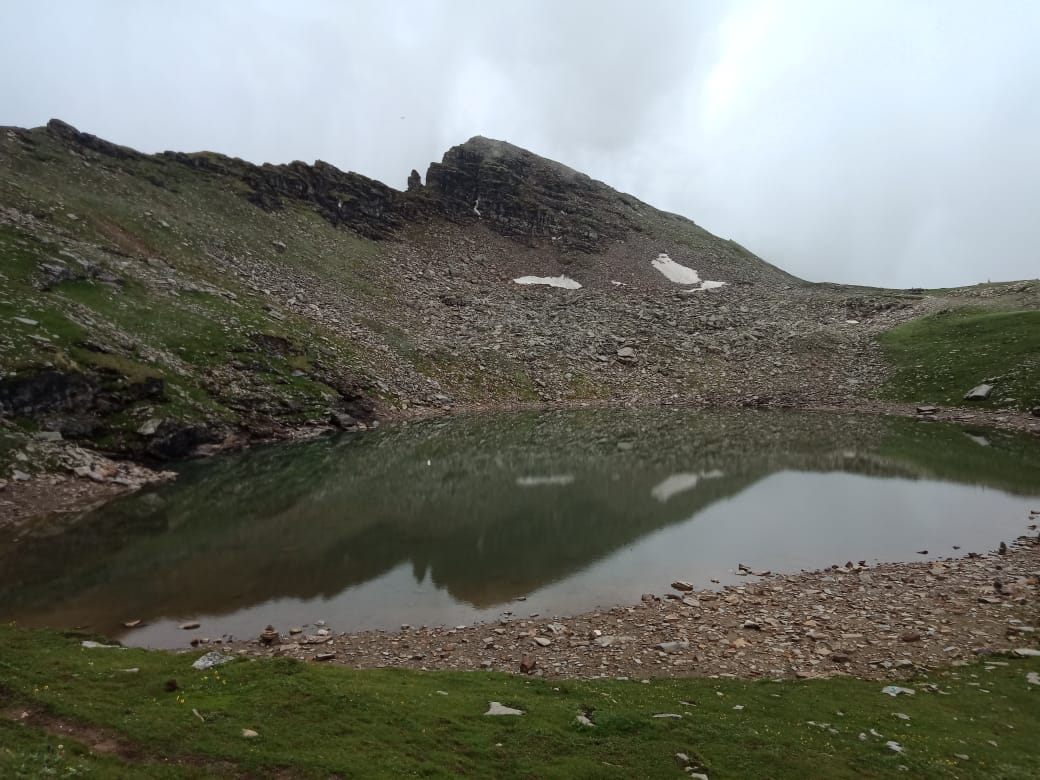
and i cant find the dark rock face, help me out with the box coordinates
[142,420,220,461]
[42,121,672,255]
[423,136,647,253]
[0,369,165,436]
[45,119,143,161]
[242,160,402,239]
[0,370,100,418]
[45,120,401,241]
[163,151,402,240]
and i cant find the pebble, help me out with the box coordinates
[656,641,690,654]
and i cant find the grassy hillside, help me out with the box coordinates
[878,308,1040,411]
[1,626,1038,778]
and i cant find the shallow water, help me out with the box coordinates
[2,409,1038,648]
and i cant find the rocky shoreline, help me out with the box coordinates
[220,530,1040,681]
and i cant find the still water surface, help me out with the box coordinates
[2,409,1038,647]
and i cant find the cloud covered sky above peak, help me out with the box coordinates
[2,0,1038,287]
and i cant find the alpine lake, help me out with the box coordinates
[2,409,1038,648]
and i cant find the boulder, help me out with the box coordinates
[964,384,993,400]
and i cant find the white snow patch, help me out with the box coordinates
[513,275,582,290]
[652,253,702,284]
[651,253,726,290]
[651,470,724,503]
[473,198,482,217]
[516,475,575,487]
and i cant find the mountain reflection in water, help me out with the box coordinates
[2,409,1038,647]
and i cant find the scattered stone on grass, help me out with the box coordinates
[192,652,235,671]
[485,702,524,716]
[881,686,915,697]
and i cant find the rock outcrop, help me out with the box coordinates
[422,136,646,253]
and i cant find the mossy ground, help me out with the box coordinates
[1,626,1038,778]
[0,143,377,469]
[877,308,1040,411]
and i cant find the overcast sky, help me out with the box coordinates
[2,0,1038,286]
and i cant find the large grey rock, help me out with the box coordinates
[616,346,637,362]
[964,384,993,400]
[192,651,235,670]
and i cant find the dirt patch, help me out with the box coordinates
[2,701,146,762]
[90,215,157,258]
[1,696,296,778]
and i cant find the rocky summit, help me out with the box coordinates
[0,120,1038,509]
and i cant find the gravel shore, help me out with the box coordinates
[225,528,1040,681]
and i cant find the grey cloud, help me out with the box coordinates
[1,0,1037,287]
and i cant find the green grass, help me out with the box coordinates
[1,626,1038,778]
[878,308,1040,410]
[0,216,363,447]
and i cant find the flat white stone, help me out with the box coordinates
[485,701,524,716]
[881,686,915,696]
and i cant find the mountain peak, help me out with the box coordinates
[422,136,642,253]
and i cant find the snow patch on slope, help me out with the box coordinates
[651,253,726,291]
[513,275,582,290]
